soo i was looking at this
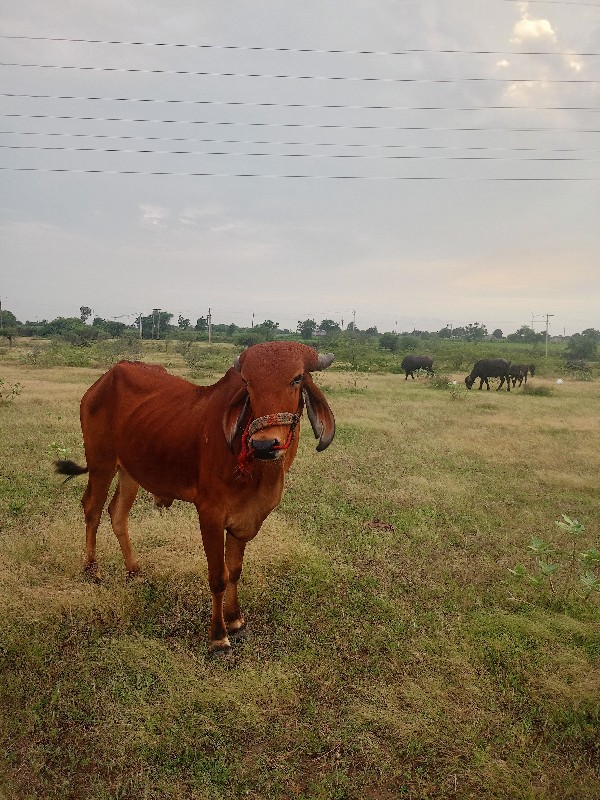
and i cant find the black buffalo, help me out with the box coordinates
[400,355,434,380]
[509,363,536,387]
[465,358,511,391]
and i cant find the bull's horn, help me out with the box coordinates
[316,353,335,371]
[233,355,242,372]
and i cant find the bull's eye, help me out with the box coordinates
[291,374,302,386]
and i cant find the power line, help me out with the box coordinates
[1,34,598,57]
[4,112,599,134]
[2,166,597,180]
[4,130,595,154]
[2,61,600,84]
[3,92,599,114]
[2,143,595,162]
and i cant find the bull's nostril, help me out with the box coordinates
[250,438,279,453]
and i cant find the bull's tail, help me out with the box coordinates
[55,459,89,482]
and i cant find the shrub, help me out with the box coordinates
[522,383,553,397]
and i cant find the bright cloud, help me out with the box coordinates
[511,17,556,44]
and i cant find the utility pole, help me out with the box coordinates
[138,313,143,339]
[352,309,356,332]
[545,313,554,357]
[208,307,212,344]
[152,308,161,340]
[0,297,3,330]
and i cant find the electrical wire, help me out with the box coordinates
[4,129,595,154]
[4,112,598,134]
[1,166,596,179]
[3,92,599,113]
[1,143,595,161]
[0,33,598,57]
[2,61,599,84]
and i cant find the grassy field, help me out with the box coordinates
[1,342,599,799]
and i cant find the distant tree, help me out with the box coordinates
[178,315,191,330]
[438,326,452,339]
[99,320,128,338]
[297,319,317,339]
[261,320,279,331]
[195,316,208,333]
[492,328,503,339]
[43,317,86,336]
[397,334,419,351]
[318,319,341,334]
[380,332,399,352]
[451,326,466,339]
[253,322,277,341]
[135,311,172,339]
[565,328,599,360]
[79,306,92,324]
[507,325,543,343]
[235,330,267,347]
[0,308,18,345]
[364,326,379,336]
[464,322,488,341]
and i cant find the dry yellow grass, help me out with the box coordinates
[1,349,599,799]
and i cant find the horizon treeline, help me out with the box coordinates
[0,306,598,361]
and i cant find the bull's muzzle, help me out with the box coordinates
[249,437,281,460]
[245,412,299,461]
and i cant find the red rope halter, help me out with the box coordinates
[237,412,300,474]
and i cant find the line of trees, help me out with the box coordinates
[1,306,598,361]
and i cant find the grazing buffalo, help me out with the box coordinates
[509,363,536,387]
[465,358,511,391]
[55,342,336,653]
[400,354,434,380]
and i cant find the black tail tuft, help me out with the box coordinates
[54,459,89,482]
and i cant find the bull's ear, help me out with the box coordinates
[302,373,335,452]
[223,387,251,452]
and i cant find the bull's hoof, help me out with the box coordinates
[208,639,232,658]
[228,625,249,642]
[126,569,141,582]
[83,562,101,583]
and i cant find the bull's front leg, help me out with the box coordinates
[197,510,231,653]
[223,531,247,637]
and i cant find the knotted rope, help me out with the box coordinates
[238,412,300,474]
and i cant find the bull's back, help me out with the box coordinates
[80,362,217,500]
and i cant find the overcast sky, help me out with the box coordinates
[1,1,599,336]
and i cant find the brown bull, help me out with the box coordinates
[55,342,335,652]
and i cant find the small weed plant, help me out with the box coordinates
[510,515,600,604]
[428,372,464,399]
[0,377,22,403]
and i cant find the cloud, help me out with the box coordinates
[511,17,556,44]
[139,204,171,227]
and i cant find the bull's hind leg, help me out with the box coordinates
[81,468,116,576]
[108,468,140,577]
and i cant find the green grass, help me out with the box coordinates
[1,344,599,799]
